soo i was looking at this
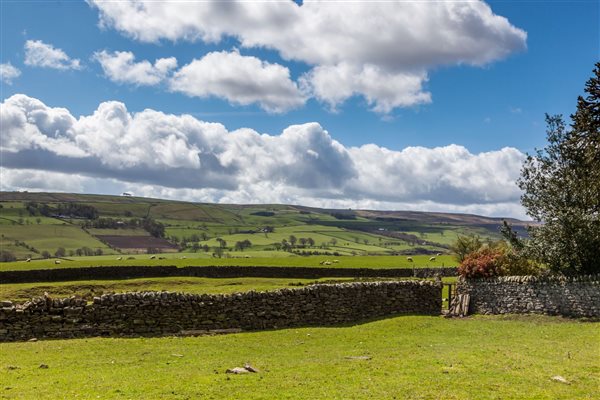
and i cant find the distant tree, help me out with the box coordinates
[36,217,41,224]
[54,247,66,258]
[141,218,165,238]
[289,235,297,247]
[94,248,103,256]
[41,250,51,259]
[212,247,223,258]
[0,251,16,262]
[216,238,227,249]
[513,63,600,275]
[451,234,483,263]
[299,238,307,247]
[273,242,282,251]
[306,237,315,247]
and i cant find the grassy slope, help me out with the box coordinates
[0,254,456,272]
[0,224,115,255]
[1,192,512,260]
[0,315,597,399]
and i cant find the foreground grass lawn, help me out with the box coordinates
[0,254,455,272]
[1,315,597,399]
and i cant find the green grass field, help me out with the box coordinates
[0,192,513,261]
[0,224,115,256]
[0,254,456,272]
[0,277,358,303]
[0,315,596,399]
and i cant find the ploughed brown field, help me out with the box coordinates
[96,235,177,251]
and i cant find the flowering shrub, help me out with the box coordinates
[458,246,506,278]
[458,242,544,278]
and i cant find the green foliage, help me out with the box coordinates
[518,63,600,275]
[451,234,482,263]
[54,247,66,258]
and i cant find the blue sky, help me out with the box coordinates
[1,0,598,218]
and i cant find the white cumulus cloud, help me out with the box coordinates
[89,0,527,113]
[94,50,177,86]
[1,94,527,217]
[24,40,81,70]
[0,63,21,84]
[169,50,306,113]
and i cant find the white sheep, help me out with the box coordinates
[429,256,436,262]
[149,255,156,259]
[406,257,413,262]
[25,258,31,262]
[116,256,122,260]
[54,260,61,264]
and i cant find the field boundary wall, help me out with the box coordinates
[0,265,458,283]
[457,275,600,317]
[0,281,441,341]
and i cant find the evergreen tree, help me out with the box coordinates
[518,63,600,275]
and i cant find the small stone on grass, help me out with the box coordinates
[551,375,570,384]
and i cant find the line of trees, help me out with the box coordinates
[83,217,165,238]
[25,202,99,219]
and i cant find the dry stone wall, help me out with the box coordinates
[457,275,600,317]
[0,265,458,284]
[0,281,441,342]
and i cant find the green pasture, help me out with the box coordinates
[0,315,596,399]
[0,224,114,255]
[0,254,456,272]
[0,277,354,303]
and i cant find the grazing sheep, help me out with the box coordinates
[54,260,61,264]
[406,257,413,262]
[436,253,442,256]
[323,261,332,265]
[181,256,187,259]
[429,256,436,262]
[149,255,156,259]
[116,256,122,260]
[26,258,31,262]
[333,260,339,263]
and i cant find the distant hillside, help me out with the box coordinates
[0,191,532,261]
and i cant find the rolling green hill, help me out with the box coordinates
[0,191,532,261]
